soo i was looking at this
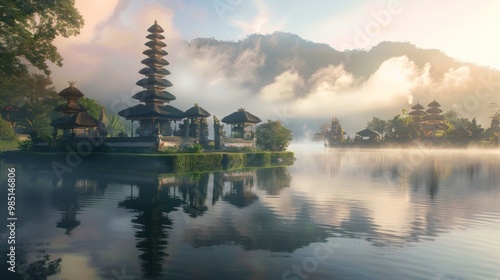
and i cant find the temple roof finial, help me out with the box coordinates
[68,81,76,87]
[154,20,157,24]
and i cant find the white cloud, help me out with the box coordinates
[260,70,304,101]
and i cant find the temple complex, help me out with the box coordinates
[118,21,184,137]
[421,100,448,137]
[46,21,264,152]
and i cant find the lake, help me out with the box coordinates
[1,146,500,280]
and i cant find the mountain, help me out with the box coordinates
[184,32,500,139]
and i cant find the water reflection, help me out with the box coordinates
[118,175,183,278]
[1,149,500,279]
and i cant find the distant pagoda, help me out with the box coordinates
[118,21,184,137]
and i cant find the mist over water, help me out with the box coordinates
[1,148,500,279]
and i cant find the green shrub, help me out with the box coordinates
[18,139,33,151]
[181,143,203,153]
[173,153,223,172]
[0,118,16,141]
[160,145,180,154]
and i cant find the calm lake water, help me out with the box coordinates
[1,146,500,280]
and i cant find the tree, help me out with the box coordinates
[385,114,406,140]
[0,0,84,76]
[0,118,16,141]
[15,74,59,136]
[312,122,329,145]
[326,117,345,146]
[256,120,292,151]
[366,117,387,137]
[77,97,126,137]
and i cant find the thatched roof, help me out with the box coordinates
[145,40,166,48]
[146,33,165,40]
[423,114,445,121]
[132,90,176,102]
[428,100,441,108]
[409,110,427,117]
[184,103,211,118]
[147,21,164,33]
[143,49,168,57]
[51,111,99,129]
[411,103,425,110]
[222,108,262,124]
[356,128,381,138]
[450,126,472,137]
[139,67,170,76]
[118,104,184,120]
[59,82,84,98]
[140,57,169,67]
[426,107,443,114]
[136,77,173,88]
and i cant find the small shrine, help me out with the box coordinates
[181,103,211,145]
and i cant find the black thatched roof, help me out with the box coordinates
[423,114,445,121]
[51,111,98,129]
[146,33,165,40]
[139,67,170,76]
[184,103,211,118]
[409,110,427,117]
[132,90,176,102]
[136,77,173,88]
[143,49,168,57]
[411,103,425,110]
[59,83,84,98]
[141,57,169,67]
[145,40,166,48]
[426,107,443,114]
[450,126,472,137]
[428,100,441,108]
[147,21,164,33]
[222,108,262,124]
[118,104,184,120]
[356,128,380,138]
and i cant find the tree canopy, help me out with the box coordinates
[256,120,292,151]
[0,0,84,76]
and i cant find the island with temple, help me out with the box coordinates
[1,21,294,173]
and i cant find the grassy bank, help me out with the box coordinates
[0,150,295,173]
[0,140,18,152]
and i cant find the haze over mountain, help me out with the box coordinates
[178,32,500,139]
[53,30,500,141]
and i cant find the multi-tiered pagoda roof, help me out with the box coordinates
[119,21,183,123]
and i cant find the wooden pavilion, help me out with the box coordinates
[221,108,262,148]
[182,103,211,145]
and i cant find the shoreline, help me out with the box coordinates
[0,150,295,174]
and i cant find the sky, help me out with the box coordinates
[48,0,500,138]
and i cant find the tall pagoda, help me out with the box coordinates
[118,21,184,137]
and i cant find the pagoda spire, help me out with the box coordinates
[135,20,175,104]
